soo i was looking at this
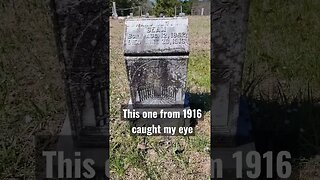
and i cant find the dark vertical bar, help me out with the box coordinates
[48,0,109,179]
[49,0,109,146]
[211,0,250,147]
[211,0,251,178]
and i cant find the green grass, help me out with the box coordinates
[0,0,65,178]
[244,0,320,97]
[188,53,211,92]
[244,1,320,178]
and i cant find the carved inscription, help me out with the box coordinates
[124,18,189,54]
[126,56,188,105]
[127,31,188,46]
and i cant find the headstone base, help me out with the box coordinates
[54,116,108,179]
[213,97,253,147]
[126,93,192,135]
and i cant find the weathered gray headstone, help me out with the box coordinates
[124,18,189,106]
[50,0,109,147]
[112,2,118,19]
[211,0,251,146]
[179,13,186,17]
[49,1,109,178]
[211,0,254,178]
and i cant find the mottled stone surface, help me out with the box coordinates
[126,56,188,105]
[124,18,189,55]
[211,0,250,146]
[124,18,189,107]
[50,0,109,147]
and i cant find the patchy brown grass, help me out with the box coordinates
[298,156,320,180]
[0,0,65,178]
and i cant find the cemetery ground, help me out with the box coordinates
[110,16,211,179]
[0,0,319,179]
[243,1,320,179]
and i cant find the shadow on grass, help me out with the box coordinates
[247,96,320,158]
[188,92,211,127]
[188,92,211,112]
[244,94,320,179]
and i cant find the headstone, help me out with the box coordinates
[211,0,251,147]
[211,0,254,178]
[112,2,118,19]
[124,18,189,106]
[50,0,109,147]
[123,17,190,128]
[139,6,142,17]
[175,6,177,17]
[49,0,109,178]
[179,13,186,17]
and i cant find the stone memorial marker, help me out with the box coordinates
[112,2,118,19]
[123,17,190,131]
[50,0,109,147]
[211,0,251,147]
[48,0,109,178]
[124,17,189,107]
[211,0,255,178]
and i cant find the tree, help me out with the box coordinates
[181,0,192,15]
[153,0,193,17]
[138,0,154,15]
[153,0,180,17]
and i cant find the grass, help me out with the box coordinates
[244,0,320,179]
[110,16,211,179]
[244,0,320,98]
[0,0,65,178]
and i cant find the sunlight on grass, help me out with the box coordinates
[187,53,210,92]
